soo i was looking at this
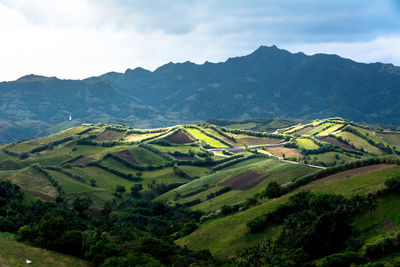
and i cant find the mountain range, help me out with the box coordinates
[1,45,400,144]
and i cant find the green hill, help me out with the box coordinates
[0,233,90,267]
[1,118,400,266]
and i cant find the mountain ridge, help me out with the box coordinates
[1,45,400,144]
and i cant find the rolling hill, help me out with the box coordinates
[1,118,400,266]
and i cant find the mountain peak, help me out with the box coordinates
[16,74,57,82]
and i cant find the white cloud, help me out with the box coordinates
[0,0,399,81]
[282,36,400,66]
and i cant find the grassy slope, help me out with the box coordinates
[0,167,57,198]
[304,123,333,135]
[0,233,90,267]
[186,128,228,148]
[317,124,344,136]
[159,159,316,211]
[312,152,357,165]
[177,165,400,256]
[296,138,319,149]
[337,131,383,155]
[7,126,88,154]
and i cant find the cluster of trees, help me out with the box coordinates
[0,180,227,266]
[246,191,366,262]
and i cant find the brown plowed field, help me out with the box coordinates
[116,150,139,164]
[319,136,355,150]
[314,164,396,184]
[220,171,269,190]
[377,133,400,146]
[291,126,315,135]
[94,130,125,142]
[71,156,95,165]
[265,146,302,158]
[165,131,194,144]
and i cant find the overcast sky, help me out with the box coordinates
[1,0,400,81]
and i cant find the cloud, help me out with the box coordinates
[0,0,399,81]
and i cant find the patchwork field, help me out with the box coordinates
[337,131,383,155]
[186,128,228,148]
[177,164,400,256]
[296,138,319,149]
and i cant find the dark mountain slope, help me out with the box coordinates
[101,45,400,123]
[1,45,400,144]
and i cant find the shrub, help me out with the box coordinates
[320,251,363,267]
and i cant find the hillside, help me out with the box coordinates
[1,118,400,266]
[0,233,90,267]
[2,45,400,144]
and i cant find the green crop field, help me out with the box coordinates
[296,138,319,149]
[124,132,161,142]
[153,144,202,154]
[225,122,258,130]
[0,167,58,198]
[159,159,316,211]
[186,128,228,148]
[311,152,357,165]
[337,131,383,155]
[316,124,344,136]
[177,164,400,256]
[304,123,334,135]
[47,170,98,194]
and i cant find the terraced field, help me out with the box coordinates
[177,164,400,256]
[186,128,228,148]
[296,138,319,149]
[337,131,383,155]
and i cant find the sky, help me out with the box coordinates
[1,0,400,81]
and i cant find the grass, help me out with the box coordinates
[300,166,400,197]
[123,132,161,142]
[130,146,169,165]
[177,165,399,256]
[311,152,357,165]
[221,158,265,170]
[0,234,90,267]
[304,123,334,136]
[47,170,98,194]
[7,126,88,154]
[179,165,212,178]
[153,145,202,154]
[337,131,383,155]
[159,159,316,211]
[186,128,228,148]
[284,124,306,134]
[355,194,400,245]
[0,167,57,198]
[296,138,319,150]
[316,124,344,136]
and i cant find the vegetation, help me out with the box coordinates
[1,118,400,265]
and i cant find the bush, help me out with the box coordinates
[320,251,363,267]
[263,181,282,199]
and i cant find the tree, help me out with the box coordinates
[130,184,143,198]
[365,193,378,219]
[73,195,93,216]
[114,185,126,198]
[90,179,96,187]
[264,181,281,199]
